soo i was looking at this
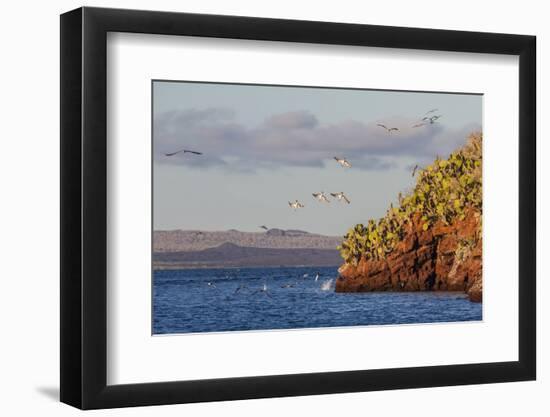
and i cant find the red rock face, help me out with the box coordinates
[336,209,482,302]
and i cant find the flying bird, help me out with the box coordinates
[259,225,269,231]
[288,200,305,210]
[414,110,442,127]
[312,192,330,203]
[377,123,399,133]
[334,156,352,168]
[422,114,443,124]
[412,165,419,177]
[164,148,203,157]
[330,192,351,204]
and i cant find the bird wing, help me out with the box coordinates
[390,127,399,131]
[312,193,320,198]
[164,148,186,157]
[165,148,202,156]
[377,123,388,130]
[412,123,425,128]
[330,193,338,197]
[343,195,351,204]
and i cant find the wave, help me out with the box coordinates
[321,278,334,291]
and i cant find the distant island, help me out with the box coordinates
[153,228,342,269]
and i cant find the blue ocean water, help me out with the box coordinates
[153,266,482,334]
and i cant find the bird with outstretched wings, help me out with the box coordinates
[288,200,305,210]
[164,148,203,157]
[330,192,351,204]
[333,156,352,168]
[421,114,443,124]
[312,192,330,203]
[377,123,399,133]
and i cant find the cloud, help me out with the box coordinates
[154,108,480,172]
[264,111,319,129]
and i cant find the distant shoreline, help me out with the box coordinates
[154,228,342,253]
[153,235,343,270]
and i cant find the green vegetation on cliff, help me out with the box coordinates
[338,133,482,265]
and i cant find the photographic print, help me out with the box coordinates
[152,81,483,335]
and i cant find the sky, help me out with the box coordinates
[153,81,482,236]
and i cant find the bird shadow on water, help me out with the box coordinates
[36,386,59,401]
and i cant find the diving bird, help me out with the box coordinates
[253,282,272,297]
[321,279,334,291]
[207,282,216,289]
[164,148,203,157]
[288,200,305,210]
[377,123,399,133]
[334,156,352,168]
[330,192,350,204]
[315,273,320,282]
[259,225,269,231]
[312,192,330,203]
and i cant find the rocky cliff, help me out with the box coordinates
[336,209,482,301]
[335,133,482,302]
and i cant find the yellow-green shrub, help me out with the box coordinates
[338,133,482,265]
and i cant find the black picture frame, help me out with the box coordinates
[60,6,536,410]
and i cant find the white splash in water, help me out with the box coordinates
[321,279,333,291]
